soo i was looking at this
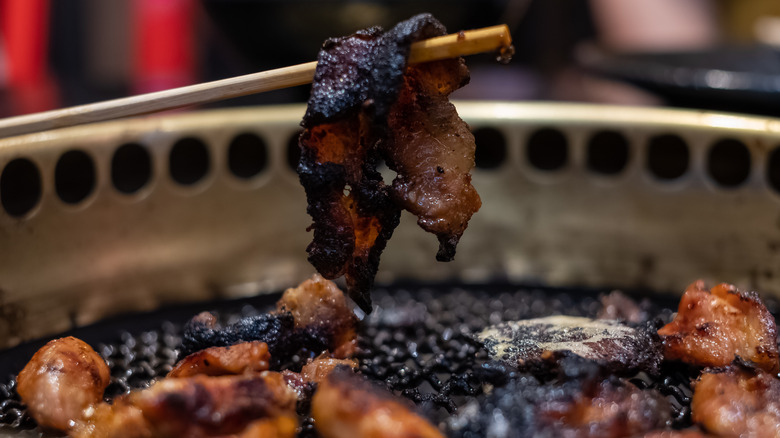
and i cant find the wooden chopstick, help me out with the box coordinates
[0,24,511,139]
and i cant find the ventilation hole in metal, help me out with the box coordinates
[526,128,568,171]
[55,150,96,204]
[473,127,506,169]
[169,137,210,186]
[707,139,750,188]
[228,133,268,179]
[287,130,302,171]
[112,143,152,194]
[647,134,689,180]
[768,147,780,194]
[1,158,42,217]
[587,130,629,175]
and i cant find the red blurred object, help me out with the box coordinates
[133,0,196,94]
[0,0,59,115]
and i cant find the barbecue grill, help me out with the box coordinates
[1,101,779,435]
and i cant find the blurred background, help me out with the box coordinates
[1,0,780,119]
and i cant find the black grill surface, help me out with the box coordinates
[0,282,696,436]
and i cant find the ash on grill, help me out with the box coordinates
[1,284,700,436]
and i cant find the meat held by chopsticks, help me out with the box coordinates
[299,13,481,312]
[691,361,780,438]
[385,54,479,262]
[16,336,111,431]
[658,280,780,373]
[311,366,445,438]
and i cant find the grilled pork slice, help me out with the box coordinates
[477,315,662,375]
[658,280,779,373]
[16,336,110,431]
[691,362,780,438]
[312,366,444,438]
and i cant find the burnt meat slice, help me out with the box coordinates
[477,316,663,376]
[299,13,479,312]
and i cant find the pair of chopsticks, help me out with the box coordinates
[0,25,511,139]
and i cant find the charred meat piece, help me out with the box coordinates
[658,280,779,373]
[168,341,271,378]
[299,13,479,311]
[75,372,298,438]
[311,366,444,438]
[691,362,780,438]
[477,315,662,376]
[16,336,111,431]
[449,373,670,438]
[130,372,297,437]
[180,311,294,359]
[276,274,358,358]
[180,275,357,361]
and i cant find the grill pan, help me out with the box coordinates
[2,101,780,435]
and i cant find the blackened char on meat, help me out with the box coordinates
[181,311,295,360]
[298,13,480,312]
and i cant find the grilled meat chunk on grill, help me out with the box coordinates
[168,341,271,378]
[312,366,444,438]
[477,315,662,376]
[658,280,779,373]
[181,275,357,361]
[691,361,780,437]
[16,336,110,431]
[74,372,298,438]
[276,274,358,358]
[450,372,670,438]
[299,13,480,312]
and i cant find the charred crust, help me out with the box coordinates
[181,313,295,360]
